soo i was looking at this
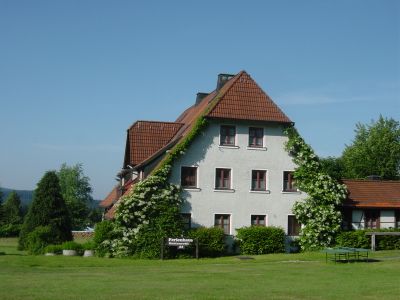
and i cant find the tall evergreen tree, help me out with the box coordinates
[57,163,93,229]
[3,191,23,225]
[342,116,400,179]
[18,171,72,250]
[0,188,4,225]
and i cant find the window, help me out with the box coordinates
[365,210,380,229]
[251,215,266,226]
[251,170,267,191]
[283,171,297,192]
[288,215,301,235]
[215,214,230,234]
[220,125,236,146]
[181,166,197,188]
[215,168,231,189]
[181,213,191,230]
[249,127,264,147]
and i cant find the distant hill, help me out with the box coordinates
[1,187,101,208]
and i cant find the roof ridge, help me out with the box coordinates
[127,120,184,130]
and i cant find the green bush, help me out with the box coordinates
[335,229,400,250]
[93,220,114,246]
[188,227,226,257]
[61,241,84,251]
[44,244,63,254]
[335,230,369,248]
[26,226,55,255]
[0,224,22,237]
[82,241,95,250]
[236,226,285,255]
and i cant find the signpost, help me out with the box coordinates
[160,237,199,259]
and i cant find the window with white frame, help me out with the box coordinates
[249,127,264,147]
[251,215,266,226]
[181,166,197,188]
[215,214,231,234]
[220,125,236,146]
[215,168,231,190]
[283,171,297,192]
[288,215,301,235]
[251,170,267,191]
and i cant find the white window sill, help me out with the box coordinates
[218,145,239,149]
[213,189,235,193]
[249,190,271,194]
[183,188,201,192]
[246,146,267,151]
[281,190,301,194]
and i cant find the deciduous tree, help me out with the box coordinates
[342,116,400,180]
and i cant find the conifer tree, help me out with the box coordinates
[18,171,72,250]
[3,191,23,225]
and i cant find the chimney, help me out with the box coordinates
[366,175,381,181]
[195,92,209,105]
[216,73,235,91]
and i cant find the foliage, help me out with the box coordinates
[319,156,345,181]
[2,191,23,226]
[82,240,96,250]
[93,220,116,257]
[335,229,400,250]
[335,230,370,248]
[236,226,285,255]
[44,244,63,254]
[61,241,84,251]
[111,165,183,258]
[25,225,55,255]
[0,224,22,237]
[57,163,94,230]
[18,171,72,250]
[341,116,400,179]
[0,189,4,225]
[187,227,226,257]
[285,127,347,251]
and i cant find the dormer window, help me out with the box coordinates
[249,127,263,147]
[220,125,236,146]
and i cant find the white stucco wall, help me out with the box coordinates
[380,210,395,229]
[169,120,305,235]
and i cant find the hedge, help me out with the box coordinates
[236,226,285,255]
[335,229,400,250]
[187,227,226,257]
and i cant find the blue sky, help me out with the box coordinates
[1,0,399,199]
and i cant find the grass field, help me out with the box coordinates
[1,238,400,299]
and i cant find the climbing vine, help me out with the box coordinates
[109,112,212,257]
[285,127,347,251]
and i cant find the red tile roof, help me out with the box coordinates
[99,186,120,208]
[206,72,292,123]
[342,180,400,208]
[124,121,184,167]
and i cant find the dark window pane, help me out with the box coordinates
[288,215,301,235]
[252,170,266,191]
[283,171,297,192]
[181,167,197,188]
[215,214,230,234]
[249,127,263,147]
[181,213,191,230]
[251,215,266,226]
[216,168,231,189]
[220,125,236,146]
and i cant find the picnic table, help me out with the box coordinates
[322,247,369,263]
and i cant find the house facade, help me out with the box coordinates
[101,71,305,237]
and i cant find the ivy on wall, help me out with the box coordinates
[285,127,347,251]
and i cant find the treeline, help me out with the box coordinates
[0,163,102,238]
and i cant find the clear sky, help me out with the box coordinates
[1,0,399,199]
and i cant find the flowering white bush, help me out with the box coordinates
[285,127,347,250]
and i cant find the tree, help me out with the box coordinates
[0,188,4,225]
[19,171,72,250]
[3,191,23,225]
[342,116,400,180]
[319,156,345,181]
[57,163,93,230]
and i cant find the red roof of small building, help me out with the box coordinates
[342,179,400,208]
[99,186,120,208]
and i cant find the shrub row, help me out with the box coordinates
[335,229,400,250]
[236,226,286,255]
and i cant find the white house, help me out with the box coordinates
[101,71,304,237]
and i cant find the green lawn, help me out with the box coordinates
[1,238,399,299]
